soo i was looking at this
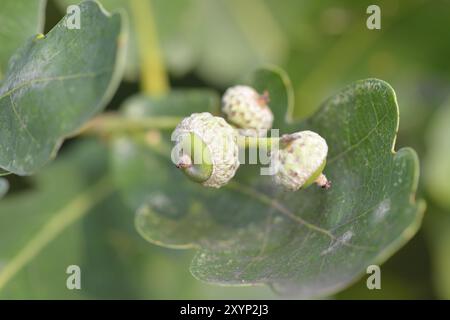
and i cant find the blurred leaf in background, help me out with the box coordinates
[279,0,450,119]
[0,140,275,299]
[0,179,8,199]
[56,0,288,85]
[0,0,46,77]
[425,207,450,300]
[423,99,450,300]
[424,101,450,210]
[54,0,450,121]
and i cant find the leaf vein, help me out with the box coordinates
[0,70,110,101]
[328,113,389,164]
[9,95,38,144]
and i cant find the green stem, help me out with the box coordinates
[0,177,112,291]
[79,113,182,136]
[129,0,169,95]
[237,135,278,151]
[80,114,281,152]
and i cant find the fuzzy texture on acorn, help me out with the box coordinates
[222,85,274,135]
[172,112,240,188]
[272,131,330,191]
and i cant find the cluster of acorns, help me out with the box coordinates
[172,85,331,191]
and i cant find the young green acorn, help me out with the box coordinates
[172,112,240,188]
[272,131,331,191]
[222,85,274,136]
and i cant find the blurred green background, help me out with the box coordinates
[1,0,449,299]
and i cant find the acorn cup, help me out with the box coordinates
[172,112,240,188]
[272,131,331,191]
[222,85,274,136]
